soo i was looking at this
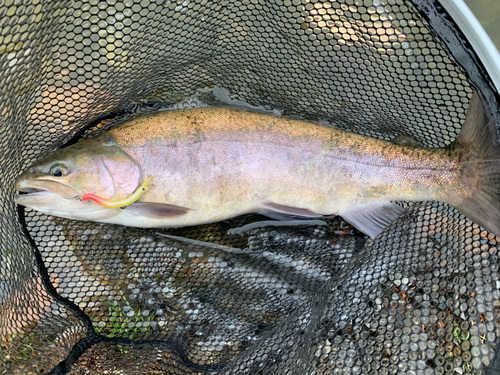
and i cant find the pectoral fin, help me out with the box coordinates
[339,201,404,239]
[125,202,192,219]
[261,201,323,218]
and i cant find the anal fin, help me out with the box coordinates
[339,201,404,239]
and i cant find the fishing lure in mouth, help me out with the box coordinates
[81,176,152,208]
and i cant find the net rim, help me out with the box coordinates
[439,0,500,93]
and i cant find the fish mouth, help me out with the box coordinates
[15,187,78,203]
[14,187,120,220]
[15,189,57,203]
[15,179,79,199]
[18,187,52,194]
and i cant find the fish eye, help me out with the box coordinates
[50,165,67,177]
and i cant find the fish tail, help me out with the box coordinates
[452,91,500,236]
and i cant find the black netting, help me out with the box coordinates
[1,0,500,374]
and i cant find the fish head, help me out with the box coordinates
[15,136,142,221]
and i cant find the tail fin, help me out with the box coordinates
[453,91,500,237]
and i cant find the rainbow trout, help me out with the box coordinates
[15,92,500,238]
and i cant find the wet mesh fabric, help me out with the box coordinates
[1,0,500,374]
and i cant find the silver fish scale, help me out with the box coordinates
[0,0,499,375]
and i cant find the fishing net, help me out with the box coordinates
[1,0,500,374]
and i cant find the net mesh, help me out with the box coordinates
[1,0,499,374]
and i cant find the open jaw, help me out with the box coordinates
[15,190,60,210]
[15,180,79,200]
[15,187,75,204]
[17,187,53,194]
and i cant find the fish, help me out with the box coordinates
[15,91,500,239]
